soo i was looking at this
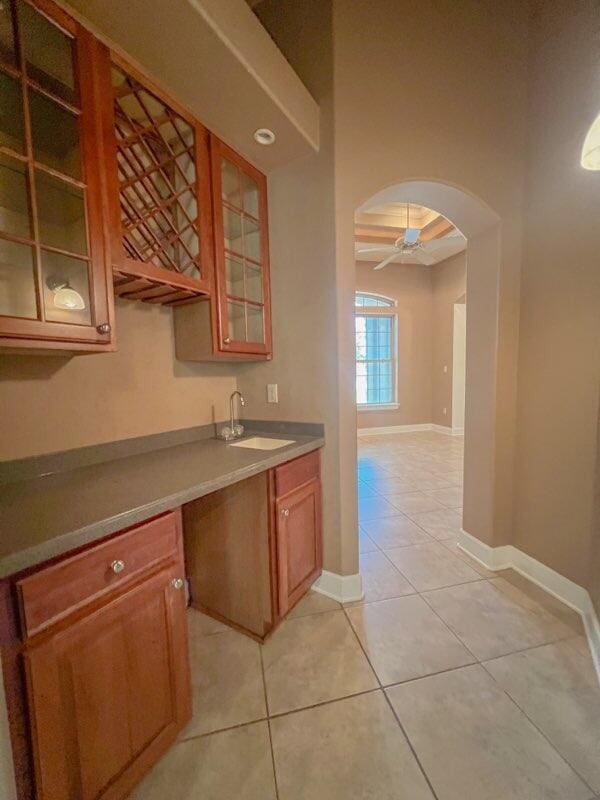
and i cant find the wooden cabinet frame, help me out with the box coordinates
[0,510,191,800]
[103,54,215,306]
[0,0,115,352]
[209,135,272,359]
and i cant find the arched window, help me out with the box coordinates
[355,292,398,408]
[355,292,396,308]
[581,113,600,170]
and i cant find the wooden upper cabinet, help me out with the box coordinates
[173,135,273,361]
[0,0,115,352]
[105,58,214,306]
[211,135,272,357]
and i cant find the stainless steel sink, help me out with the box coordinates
[228,436,295,450]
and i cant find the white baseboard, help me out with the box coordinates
[312,570,363,603]
[458,529,600,684]
[358,423,463,437]
[357,423,432,436]
[430,424,464,436]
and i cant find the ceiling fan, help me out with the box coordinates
[356,203,442,270]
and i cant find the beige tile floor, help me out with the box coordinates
[132,431,600,800]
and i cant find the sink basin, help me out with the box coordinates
[228,436,295,450]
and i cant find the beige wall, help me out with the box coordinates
[432,253,467,427]
[0,300,237,460]
[355,261,433,430]
[514,0,600,596]
[333,0,527,555]
[237,0,345,572]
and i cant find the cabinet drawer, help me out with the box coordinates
[274,450,320,498]
[17,510,181,637]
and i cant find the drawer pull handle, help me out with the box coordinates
[281,508,290,517]
[171,577,185,590]
[111,559,126,574]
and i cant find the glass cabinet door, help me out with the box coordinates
[0,0,113,350]
[211,135,271,356]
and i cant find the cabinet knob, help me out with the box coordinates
[223,337,231,344]
[281,508,290,517]
[111,559,125,574]
[97,323,111,335]
[171,577,185,590]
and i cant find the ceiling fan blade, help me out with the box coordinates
[356,245,395,254]
[424,233,465,250]
[373,251,400,270]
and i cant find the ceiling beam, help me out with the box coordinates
[420,217,454,241]
[354,227,402,243]
[354,233,399,245]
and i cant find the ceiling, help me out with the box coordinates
[63,0,319,172]
[355,202,467,266]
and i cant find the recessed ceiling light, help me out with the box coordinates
[254,128,276,146]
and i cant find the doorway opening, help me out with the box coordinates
[354,197,469,592]
[346,178,504,600]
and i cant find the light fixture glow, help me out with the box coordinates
[581,112,600,170]
[253,128,276,146]
[46,275,85,311]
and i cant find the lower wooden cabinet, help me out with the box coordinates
[275,477,322,618]
[184,449,323,639]
[10,510,191,800]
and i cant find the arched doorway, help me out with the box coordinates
[320,179,514,601]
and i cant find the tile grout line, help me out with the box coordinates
[341,603,442,800]
[478,658,598,796]
[259,643,281,800]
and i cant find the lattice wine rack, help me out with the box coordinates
[110,63,209,305]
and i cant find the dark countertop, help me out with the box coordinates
[0,428,324,579]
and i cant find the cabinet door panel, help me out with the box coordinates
[276,477,322,617]
[25,565,190,800]
[0,0,114,351]
[210,134,272,357]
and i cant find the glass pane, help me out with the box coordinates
[243,215,261,262]
[227,299,245,342]
[36,171,87,255]
[242,172,259,218]
[0,238,36,318]
[30,90,81,179]
[175,191,197,228]
[0,71,24,153]
[0,1,15,66]
[221,159,240,208]
[245,263,262,303]
[0,154,31,238]
[42,250,90,325]
[355,314,395,406]
[247,304,264,343]
[223,206,243,253]
[225,254,244,297]
[179,224,199,260]
[18,0,76,104]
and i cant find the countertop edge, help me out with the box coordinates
[0,436,324,580]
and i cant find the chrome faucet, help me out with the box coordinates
[221,391,246,441]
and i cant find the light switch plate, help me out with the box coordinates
[267,383,278,403]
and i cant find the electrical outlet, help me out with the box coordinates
[443,407,447,416]
[267,384,278,403]
[443,365,448,374]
